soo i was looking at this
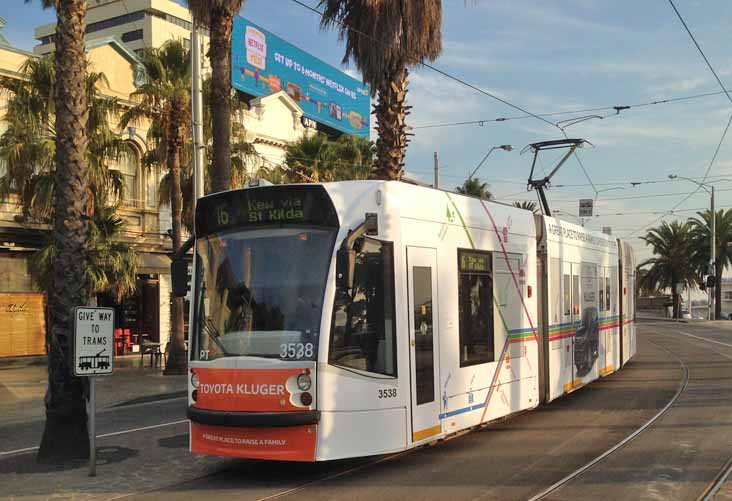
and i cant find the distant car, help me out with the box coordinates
[681,309,692,320]
[727,313,732,320]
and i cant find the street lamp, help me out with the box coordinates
[668,174,725,320]
[469,144,513,179]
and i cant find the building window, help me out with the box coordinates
[149,10,193,31]
[329,238,397,376]
[122,29,144,43]
[87,11,146,35]
[724,291,732,301]
[458,249,494,367]
[111,147,140,207]
[145,166,158,209]
[38,11,146,45]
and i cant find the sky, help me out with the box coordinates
[4,0,732,263]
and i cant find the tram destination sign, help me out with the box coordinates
[196,185,339,237]
[459,251,491,274]
[73,307,114,376]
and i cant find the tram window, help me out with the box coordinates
[550,258,561,324]
[457,249,494,367]
[610,267,617,313]
[329,238,397,376]
[599,278,604,313]
[606,276,611,312]
[563,274,571,316]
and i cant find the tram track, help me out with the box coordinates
[668,328,732,501]
[530,326,732,501]
[527,335,690,500]
[243,330,698,501]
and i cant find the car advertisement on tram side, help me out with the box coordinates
[189,367,317,461]
[231,16,371,137]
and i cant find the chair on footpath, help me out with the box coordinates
[123,329,134,354]
[114,329,124,355]
[140,340,163,368]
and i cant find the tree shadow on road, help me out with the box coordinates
[0,445,139,474]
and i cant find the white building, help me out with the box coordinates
[34,0,209,58]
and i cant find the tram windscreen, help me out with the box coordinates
[192,227,335,362]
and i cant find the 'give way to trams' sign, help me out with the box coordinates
[73,307,115,376]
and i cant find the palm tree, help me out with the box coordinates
[32,207,138,303]
[639,220,696,319]
[285,133,335,182]
[456,178,492,200]
[331,133,374,180]
[26,0,92,463]
[513,200,538,213]
[283,133,374,183]
[120,41,191,375]
[0,57,127,220]
[186,0,245,193]
[153,76,260,234]
[320,0,443,180]
[689,209,732,319]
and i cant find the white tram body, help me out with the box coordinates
[185,181,636,462]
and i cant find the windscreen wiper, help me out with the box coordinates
[197,284,231,357]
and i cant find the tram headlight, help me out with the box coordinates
[191,372,199,389]
[297,373,312,391]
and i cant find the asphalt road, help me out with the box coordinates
[4,321,732,500]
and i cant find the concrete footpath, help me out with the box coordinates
[0,354,186,427]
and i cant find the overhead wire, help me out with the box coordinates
[289,0,558,131]
[667,0,732,107]
[621,2,732,238]
[412,90,727,129]
[289,0,732,236]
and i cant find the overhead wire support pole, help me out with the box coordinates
[191,21,205,202]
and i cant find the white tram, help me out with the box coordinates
[178,181,637,462]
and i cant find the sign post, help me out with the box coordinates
[579,199,593,217]
[579,199,593,227]
[73,306,115,477]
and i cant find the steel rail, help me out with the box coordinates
[527,335,690,501]
[668,329,732,501]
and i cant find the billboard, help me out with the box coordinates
[232,17,371,137]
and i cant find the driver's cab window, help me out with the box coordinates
[329,238,397,376]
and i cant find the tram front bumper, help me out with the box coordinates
[188,407,319,461]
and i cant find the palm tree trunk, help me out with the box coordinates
[37,0,91,463]
[373,67,409,180]
[672,291,679,319]
[209,10,233,193]
[164,118,187,375]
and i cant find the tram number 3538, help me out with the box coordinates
[378,388,397,399]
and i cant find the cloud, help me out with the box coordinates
[645,76,711,94]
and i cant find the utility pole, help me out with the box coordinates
[668,174,724,320]
[711,184,716,320]
[433,152,439,189]
[191,22,205,202]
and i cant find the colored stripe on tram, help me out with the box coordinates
[443,194,540,426]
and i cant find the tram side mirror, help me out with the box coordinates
[336,248,356,290]
[171,259,189,297]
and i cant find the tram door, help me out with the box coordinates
[569,266,580,385]
[407,247,441,443]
